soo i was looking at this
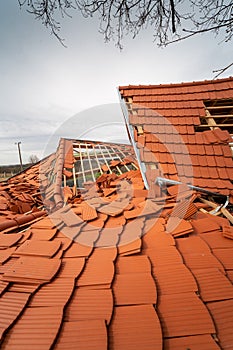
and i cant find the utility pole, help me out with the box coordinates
[15,142,23,172]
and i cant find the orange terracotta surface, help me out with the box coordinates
[13,239,61,257]
[158,292,216,337]
[207,299,233,350]
[153,264,198,295]
[109,305,162,350]
[0,291,30,340]
[113,272,157,305]
[0,233,23,248]
[53,319,107,350]
[0,80,233,349]
[191,268,233,302]
[120,77,233,201]
[1,306,63,349]
[2,256,61,284]
[64,287,113,324]
[164,334,221,350]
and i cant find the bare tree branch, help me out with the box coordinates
[17,0,233,78]
[213,62,233,79]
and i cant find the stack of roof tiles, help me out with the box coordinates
[0,161,47,233]
[0,77,233,350]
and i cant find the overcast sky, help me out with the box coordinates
[0,1,232,165]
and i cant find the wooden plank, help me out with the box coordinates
[197,124,233,128]
[221,207,233,225]
[199,198,218,209]
[205,110,216,128]
[207,105,233,110]
[204,114,233,118]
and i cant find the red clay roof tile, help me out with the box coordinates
[0,247,17,264]
[57,257,85,278]
[207,299,233,350]
[153,264,197,295]
[30,228,57,240]
[109,305,162,350]
[191,217,221,234]
[8,283,39,294]
[29,277,75,307]
[142,224,175,248]
[158,292,216,337]
[14,239,61,258]
[212,248,233,270]
[77,253,114,288]
[144,246,183,267]
[54,319,107,350]
[181,251,225,273]
[118,238,142,256]
[164,334,221,350]
[1,306,63,350]
[192,267,233,302]
[0,280,9,296]
[0,291,30,341]
[0,233,23,248]
[65,287,113,324]
[113,272,157,305]
[121,78,233,199]
[2,256,61,284]
[115,255,151,274]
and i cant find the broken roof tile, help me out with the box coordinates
[166,217,193,237]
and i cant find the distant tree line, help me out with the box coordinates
[0,154,40,180]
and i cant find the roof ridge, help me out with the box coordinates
[119,76,233,90]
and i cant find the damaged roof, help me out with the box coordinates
[0,77,233,349]
[119,76,233,200]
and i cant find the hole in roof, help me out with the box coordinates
[195,99,233,135]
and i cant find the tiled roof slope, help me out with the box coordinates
[1,109,233,350]
[119,77,233,201]
[1,135,233,349]
[1,164,233,349]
